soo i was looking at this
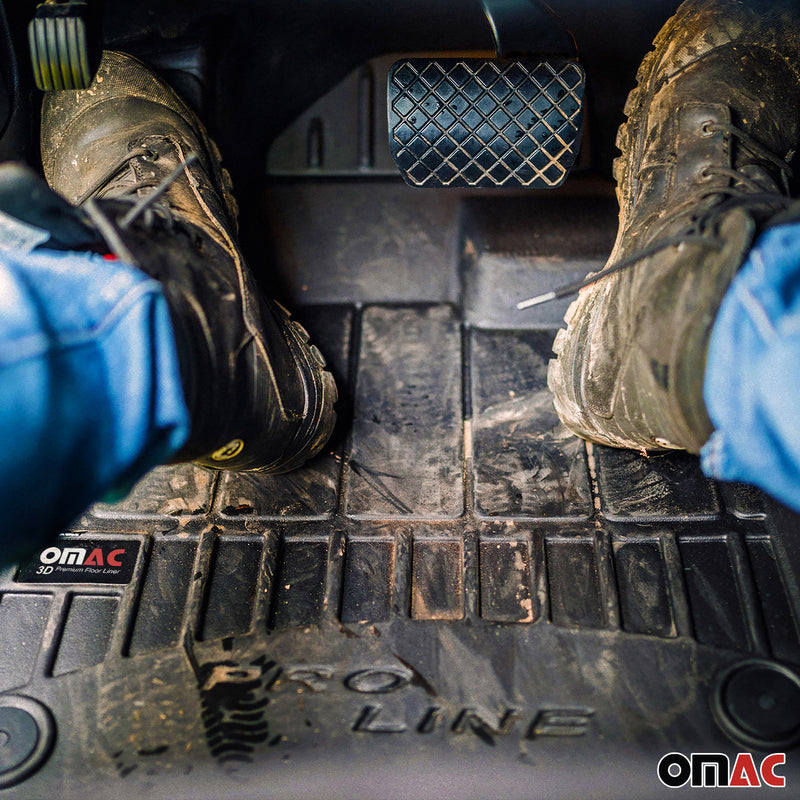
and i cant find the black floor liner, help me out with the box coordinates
[1,181,799,799]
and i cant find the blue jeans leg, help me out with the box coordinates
[702,221,800,512]
[0,247,189,561]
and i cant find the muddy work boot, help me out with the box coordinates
[547,0,800,453]
[41,51,336,472]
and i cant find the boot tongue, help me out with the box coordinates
[732,115,793,196]
[97,159,145,199]
[96,136,177,201]
[737,162,786,195]
[90,139,203,230]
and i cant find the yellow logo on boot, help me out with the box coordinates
[211,439,244,461]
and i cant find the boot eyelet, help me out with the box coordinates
[700,121,715,137]
[653,436,677,448]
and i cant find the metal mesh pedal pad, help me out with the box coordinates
[388,57,585,189]
[28,1,96,91]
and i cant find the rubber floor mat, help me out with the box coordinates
[2,302,800,798]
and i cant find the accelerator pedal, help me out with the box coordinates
[28,1,98,91]
[387,1,585,189]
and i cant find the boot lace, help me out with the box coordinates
[518,120,794,309]
[75,139,198,230]
[78,144,198,267]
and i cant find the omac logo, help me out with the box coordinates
[39,545,125,568]
[17,538,141,585]
[658,752,786,789]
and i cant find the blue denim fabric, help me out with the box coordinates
[0,248,189,561]
[702,221,800,512]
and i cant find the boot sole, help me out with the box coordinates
[262,302,339,474]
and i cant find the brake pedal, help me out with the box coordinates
[388,57,584,189]
[388,0,584,189]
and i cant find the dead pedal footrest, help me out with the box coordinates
[388,57,585,189]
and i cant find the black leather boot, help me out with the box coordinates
[548,0,800,453]
[41,51,336,472]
